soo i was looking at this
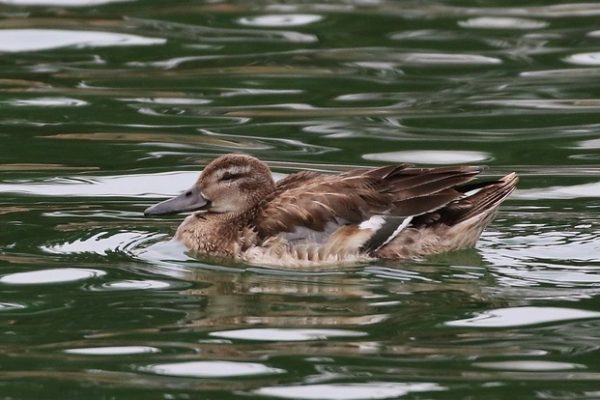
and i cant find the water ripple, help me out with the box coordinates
[363,150,491,164]
[209,328,367,342]
[447,307,600,328]
[238,14,323,27]
[95,279,172,291]
[140,361,285,378]
[253,382,446,400]
[6,97,88,107]
[0,268,105,284]
[458,17,548,30]
[65,346,160,355]
[0,29,165,52]
[127,17,317,44]
[0,0,131,5]
[474,361,584,371]
[565,52,600,66]
[1,1,600,398]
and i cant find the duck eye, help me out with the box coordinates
[219,172,244,182]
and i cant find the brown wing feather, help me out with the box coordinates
[255,164,485,239]
[387,167,481,216]
[275,170,321,191]
[256,168,396,237]
[411,172,518,228]
[453,172,518,223]
[392,191,464,217]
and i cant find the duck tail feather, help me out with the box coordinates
[453,172,518,224]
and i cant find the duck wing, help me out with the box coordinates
[385,165,483,216]
[255,165,482,245]
[255,167,398,239]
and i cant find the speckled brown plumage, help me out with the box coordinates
[145,154,518,267]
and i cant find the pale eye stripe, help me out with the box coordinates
[217,165,251,179]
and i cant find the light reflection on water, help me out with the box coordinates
[140,360,286,378]
[0,29,165,52]
[0,0,130,5]
[0,0,599,399]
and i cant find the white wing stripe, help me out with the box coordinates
[358,215,386,231]
[375,216,413,251]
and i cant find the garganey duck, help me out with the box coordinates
[144,154,517,266]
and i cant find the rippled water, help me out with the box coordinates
[1,0,600,398]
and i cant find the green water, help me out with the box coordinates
[1,0,600,399]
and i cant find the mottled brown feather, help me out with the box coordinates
[257,171,389,237]
[256,164,485,239]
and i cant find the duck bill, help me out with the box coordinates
[144,186,209,216]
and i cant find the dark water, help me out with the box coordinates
[1,0,600,398]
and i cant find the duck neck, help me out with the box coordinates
[175,209,254,258]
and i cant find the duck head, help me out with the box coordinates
[144,154,276,217]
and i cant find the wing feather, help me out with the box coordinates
[255,164,485,241]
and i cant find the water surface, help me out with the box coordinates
[1,0,600,399]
